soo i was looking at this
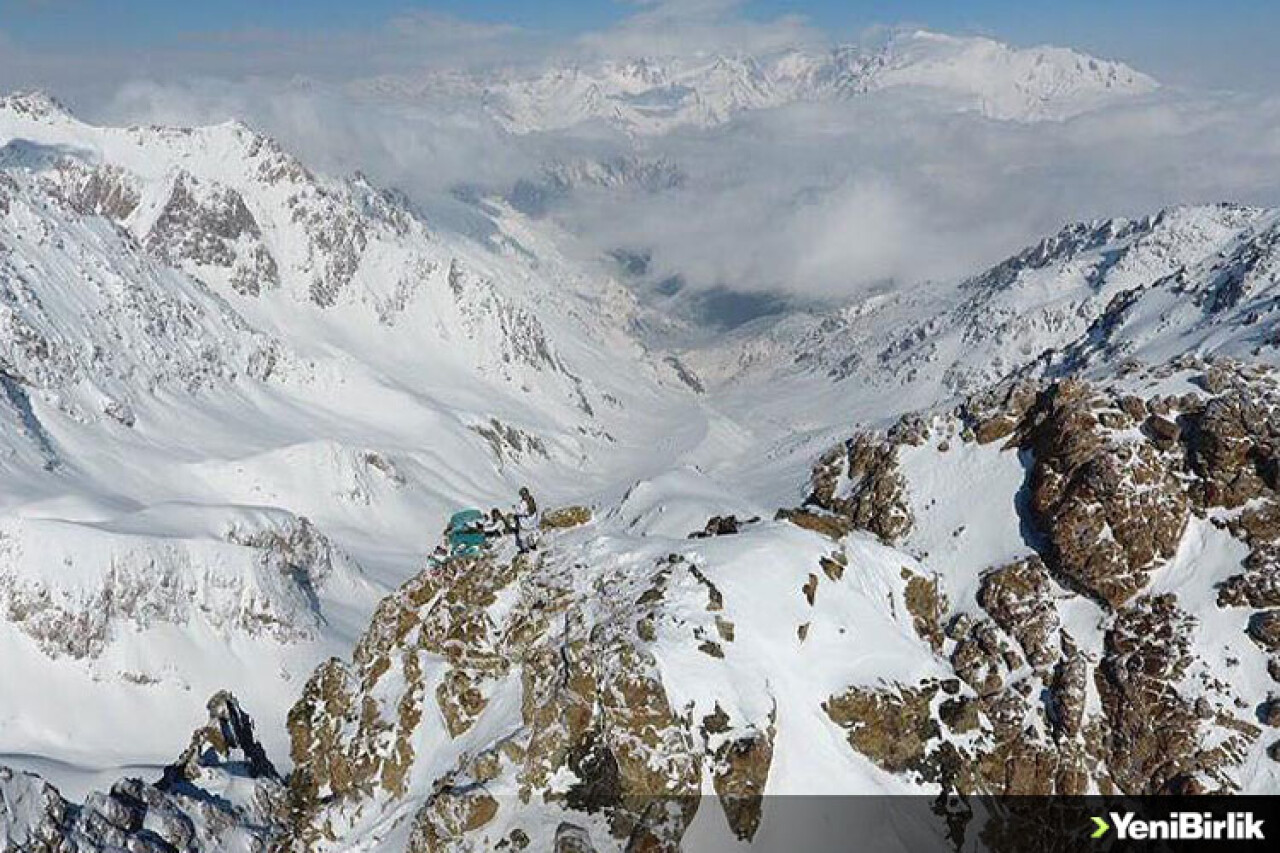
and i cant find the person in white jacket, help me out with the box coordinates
[513,486,539,553]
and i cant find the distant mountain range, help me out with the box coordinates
[356,30,1158,134]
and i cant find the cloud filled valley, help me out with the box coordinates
[71,23,1280,315]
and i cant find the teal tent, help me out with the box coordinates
[447,509,487,556]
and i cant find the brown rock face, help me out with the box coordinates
[704,709,776,843]
[409,789,500,853]
[1095,595,1254,794]
[774,507,852,539]
[902,568,948,653]
[1021,381,1188,608]
[819,552,846,581]
[689,514,761,538]
[1185,386,1280,509]
[1144,414,1180,445]
[287,555,517,841]
[949,617,1018,697]
[973,416,1017,445]
[1047,646,1089,742]
[822,664,1092,797]
[978,557,1060,669]
[958,377,1041,451]
[823,683,940,775]
[541,505,593,530]
[1218,552,1280,610]
[1249,611,1280,652]
[804,431,913,543]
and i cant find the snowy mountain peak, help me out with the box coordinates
[873,29,1157,119]
[364,30,1158,135]
[0,91,76,124]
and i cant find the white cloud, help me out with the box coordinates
[577,0,822,59]
[532,88,1280,298]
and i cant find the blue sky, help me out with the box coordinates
[2,0,1278,90]
[1,1,1272,41]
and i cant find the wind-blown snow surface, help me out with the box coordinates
[357,30,1157,135]
[3,76,1280,850]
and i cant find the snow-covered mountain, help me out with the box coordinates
[5,84,1280,853]
[358,30,1157,135]
[0,90,696,795]
[688,203,1280,431]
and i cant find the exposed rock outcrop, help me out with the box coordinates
[0,693,286,852]
[803,431,913,543]
[163,691,280,788]
[1095,595,1256,794]
[286,539,715,851]
[978,557,1060,669]
[145,171,281,296]
[1020,380,1188,608]
[824,682,940,777]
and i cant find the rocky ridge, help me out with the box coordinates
[0,693,286,853]
[803,358,1280,797]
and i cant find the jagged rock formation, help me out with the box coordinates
[797,430,914,543]
[285,540,716,851]
[1095,595,1254,794]
[277,509,969,850]
[0,693,286,852]
[808,360,1278,797]
[977,557,1060,668]
[1019,380,1189,608]
[164,691,281,787]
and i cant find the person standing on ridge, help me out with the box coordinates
[514,486,539,553]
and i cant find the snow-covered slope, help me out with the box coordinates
[0,91,699,793]
[359,30,1156,135]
